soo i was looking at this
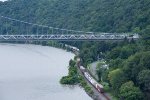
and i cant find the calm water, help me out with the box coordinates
[0,44,92,100]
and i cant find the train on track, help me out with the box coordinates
[79,66,104,93]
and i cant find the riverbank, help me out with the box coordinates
[58,46,111,100]
[46,41,110,100]
[60,58,94,93]
[47,42,99,99]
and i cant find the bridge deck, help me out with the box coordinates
[0,34,139,41]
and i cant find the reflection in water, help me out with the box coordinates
[0,44,92,100]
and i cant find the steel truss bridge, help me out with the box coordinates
[0,16,139,41]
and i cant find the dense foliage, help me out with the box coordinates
[60,59,93,95]
[60,59,79,84]
[119,81,144,100]
[0,0,150,34]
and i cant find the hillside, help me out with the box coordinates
[0,0,150,34]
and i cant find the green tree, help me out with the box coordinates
[137,70,150,92]
[139,52,150,69]
[132,27,140,33]
[108,69,127,93]
[123,51,150,82]
[119,81,144,100]
[69,59,76,67]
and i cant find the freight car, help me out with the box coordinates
[79,66,104,93]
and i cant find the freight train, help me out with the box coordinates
[79,66,104,93]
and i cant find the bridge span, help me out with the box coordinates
[0,34,139,41]
[0,16,139,41]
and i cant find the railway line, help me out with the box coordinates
[66,44,111,100]
[76,58,110,100]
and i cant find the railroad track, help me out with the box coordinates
[76,58,110,100]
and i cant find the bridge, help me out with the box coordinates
[0,16,139,41]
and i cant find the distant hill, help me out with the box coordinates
[0,0,150,34]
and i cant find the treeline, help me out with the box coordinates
[0,0,150,34]
[63,39,150,99]
[70,39,149,100]
[105,42,150,100]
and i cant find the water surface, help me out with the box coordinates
[0,44,92,100]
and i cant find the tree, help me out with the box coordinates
[139,52,150,69]
[137,70,150,92]
[133,27,140,33]
[119,81,144,100]
[108,69,127,93]
[96,62,108,81]
[123,51,150,82]
[107,47,121,59]
[69,59,76,67]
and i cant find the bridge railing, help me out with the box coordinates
[0,34,139,41]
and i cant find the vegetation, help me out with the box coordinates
[0,0,150,34]
[60,59,93,95]
[137,70,150,92]
[77,41,150,99]
[60,59,79,85]
[108,69,127,94]
[119,81,144,100]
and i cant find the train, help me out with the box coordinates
[79,66,104,93]
[65,44,80,52]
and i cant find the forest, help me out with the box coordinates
[0,0,150,99]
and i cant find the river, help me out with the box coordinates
[0,44,92,100]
